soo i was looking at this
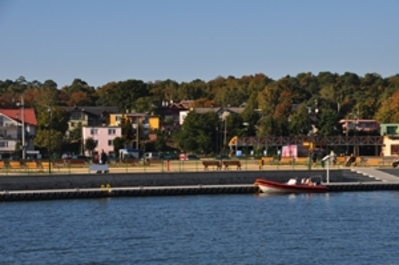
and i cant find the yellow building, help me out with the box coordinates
[109,113,160,131]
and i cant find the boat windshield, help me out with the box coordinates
[287,178,298,185]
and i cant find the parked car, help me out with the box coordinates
[71,155,91,161]
[186,154,200,160]
[161,153,179,160]
[215,154,230,160]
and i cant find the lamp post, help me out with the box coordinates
[215,126,219,155]
[354,113,359,156]
[307,101,319,169]
[47,106,52,174]
[81,108,85,155]
[243,122,249,157]
[223,118,227,155]
[17,95,25,160]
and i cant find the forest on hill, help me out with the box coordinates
[1,71,399,155]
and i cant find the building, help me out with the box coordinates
[82,126,121,156]
[109,113,160,132]
[339,119,380,134]
[380,123,399,156]
[65,106,119,138]
[0,108,37,158]
[381,123,399,136]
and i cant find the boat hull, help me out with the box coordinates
[255,178,327,194]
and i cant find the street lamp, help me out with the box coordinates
[215,126,219,155]
[81,108,85,155]
[16,95,26,160]
[243,122,249,156]
[47,106,52,174]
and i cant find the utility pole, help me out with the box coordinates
[17,95,26,160]
[21,95,25,160]
[136,116,140,149]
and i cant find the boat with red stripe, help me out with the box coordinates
[255,178,328,194]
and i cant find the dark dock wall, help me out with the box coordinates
[0,170,367,191]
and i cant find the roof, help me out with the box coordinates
[0,108,37,126]
[64,106,119,116]
[339,119,380,123]
[193,107,244,114]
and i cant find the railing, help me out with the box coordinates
[0,156,395,175]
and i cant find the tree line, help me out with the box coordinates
[1,71,399,156]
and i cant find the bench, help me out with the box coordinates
[336,156,346,166]
[294,157,308,165]
[147,159,164,166]
[261,157,273,165]
[222,160,241,170]
[378,157,394,166]
[40,161,52,170]
[8,161,22,170]
[25,161,40,170]
[279,157,294,165]
[357,156,369,166]
[119,158,139,166]
[202,160,222,170]
[67,159,88,167]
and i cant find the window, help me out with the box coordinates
[90,128,98,135]
[0,141,8,147]
[94,140,99,146]
[108,140,113,146]
[387,126,398,135]
[108,129,116,135]
[391,145,399,155]
[71,111,83,120]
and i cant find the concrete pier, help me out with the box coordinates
[0,168,398,201]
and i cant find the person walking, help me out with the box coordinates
[100,150,109,173]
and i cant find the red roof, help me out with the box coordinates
[0,108,37,126]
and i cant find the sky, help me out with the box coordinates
[0,0,398,88]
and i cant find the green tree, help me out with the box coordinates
[34,129,64,155]
[121,118,134,147]
[154,130,168,152]
[113,137,125,158]
[85,137,97,155]
[111,79,149,112]
[174,111,219,154]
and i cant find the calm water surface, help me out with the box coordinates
[1,192,399,265]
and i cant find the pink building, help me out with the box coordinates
[82,126,121,156]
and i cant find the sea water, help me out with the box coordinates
[1,192,399,265]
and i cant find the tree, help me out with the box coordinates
[113,137,125,158]
[85,137,97,155]
[111,79,149,112]
[121,118,134,147]
[34,129,64,155]
[69,122,82,142]
[174,111,219,154]
[154,130,168,152]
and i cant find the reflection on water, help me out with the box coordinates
[1,192,399,264]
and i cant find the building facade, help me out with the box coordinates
[82,126,121,156]
[0,108,37,158]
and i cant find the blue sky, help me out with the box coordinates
[0,0,398,88]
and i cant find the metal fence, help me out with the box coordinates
[0,157,366,175]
